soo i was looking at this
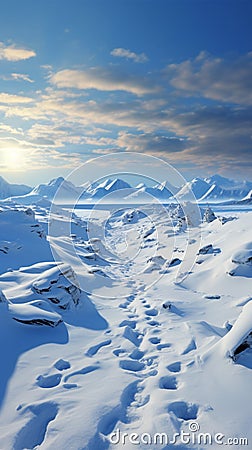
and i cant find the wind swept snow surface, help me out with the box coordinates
[0,197,251,449]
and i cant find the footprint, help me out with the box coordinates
[167,362,181,373]
[127,295,135,302]
[168,401,198,420]
[63,383,78,389]
[64,365,99,382]
[14,402,58,450]
[145,369,158,377]
[54,359,71,371]
[149,337,161,344]
[148,320,160,327]
[87,380,141,448]
[159,375,178,390]
[123,326,142,347]
[181,338,197,355]
[144,304,151,309]
[36,374,62,389]
[157,343,171,351]
[119,302,129,309]
[86,339,112,357]
[119,320,136,329]
[113,348,127,357]
[129,349,145,360]
[145,308,158,317]
[152,328,161,334]
[119,360,145,372]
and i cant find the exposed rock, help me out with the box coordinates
[0,289,8,304]
[219,216,237,225]
[163,301,172,309]
[228,243,252,276]
[144,255,167,273]
[147,255,166,266]
[203,206,216,223]
[169,258,181,267]
[13,317,62,327]
[233,333,252,360]
[9,300,62,327]
[32,264,81,310]
[232,247,252,265]
[198,244,213,255]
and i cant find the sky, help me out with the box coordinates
[0,0,251,186]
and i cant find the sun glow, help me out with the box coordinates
[1,148,24,170]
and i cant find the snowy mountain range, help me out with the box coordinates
[0,176,31,200]
[1,174,252,203]
[177,176,252,202]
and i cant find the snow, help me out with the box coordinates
[0,180,252,449]
[2,174,252,205]
[177,177,210,200]
[29,177,83,201]
[219,301,252,359]
[9,301,63,327]
[205,174,252,192]
[0,176,31,200]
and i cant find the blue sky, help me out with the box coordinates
[0,0,251,185]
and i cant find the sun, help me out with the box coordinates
[2,148,24,170]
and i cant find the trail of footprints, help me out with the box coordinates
[100,288,201,444]
[15,288,200,448]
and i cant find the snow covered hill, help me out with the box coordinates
[31,177,83,200]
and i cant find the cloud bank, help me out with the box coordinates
[50,68,157,95]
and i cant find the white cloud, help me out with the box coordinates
[116,131,187,153]
[111,47,148,63]
[0,42,36,61]
[50,68,157,95]
[0,123,24,135]
[0,93,34,104]
[11,73,34,83]
[165,52,252,105]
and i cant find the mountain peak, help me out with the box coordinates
[48,177,65,187]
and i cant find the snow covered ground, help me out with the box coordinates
[0,197,251,449]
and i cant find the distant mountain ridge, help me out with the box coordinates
[1,173,252,203]
[0,176,31,200]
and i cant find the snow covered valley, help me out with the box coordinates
[0,198,251,449]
